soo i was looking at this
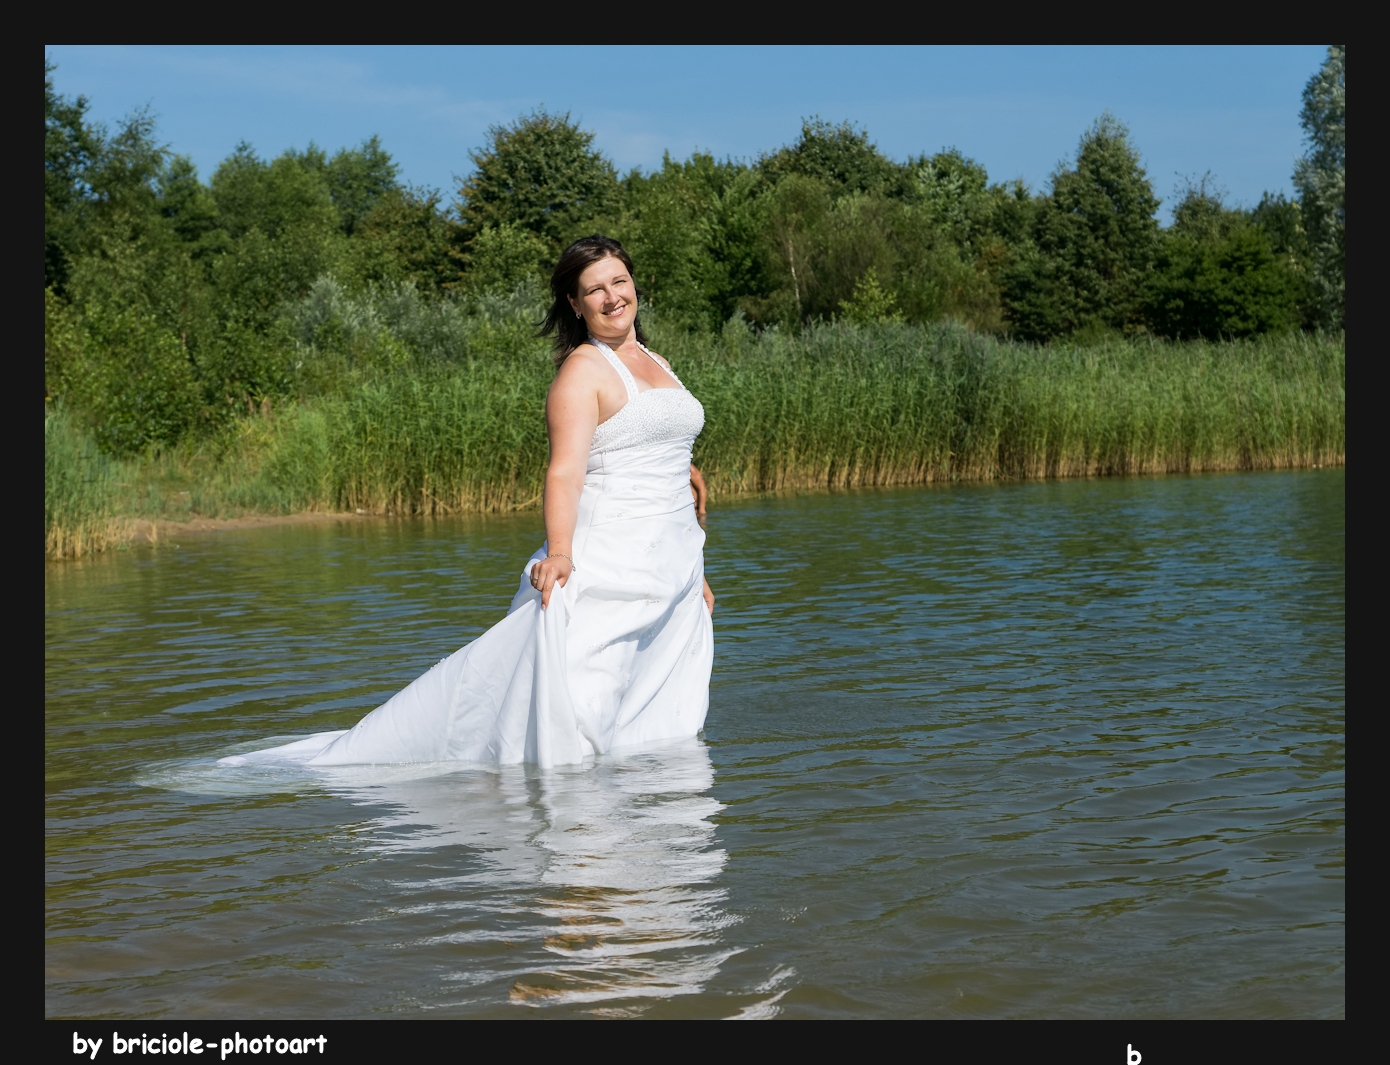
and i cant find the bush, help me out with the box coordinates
[66,299,201,454]
[1146,226,1303,339]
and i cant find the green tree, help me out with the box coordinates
[85,107,166,223]
[1004,113,1161,342]
[46,60,170,294]
[750,173,832,325]
[157,155,221,250]
[209,144,345,327]
[457,109,620,254]
[809,193,903,321]
[760,118,899,196]
[45,59,101,294]
[211,142,338,240]
[1293,45,1344,328]
[1250,191,1314,324]
[460,222,551,295]
[289,137,401,236]
[839,267,902,324]
[346,186,461,292]
[1251,191,1310,265]
[909,149,992,245]
[1144,181,1301,339]
[58,233,203,453]
[898,149,1019,330]
[615,153,762,330]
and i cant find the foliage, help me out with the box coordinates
[341,185,460,291]
[1004,114,1161,341]
[761,118,900,195]
[46,324,1342,560]
[1144,180,1303,339]
[45,60,102,295]
[610,153,762,331]
[839,268,903,324]
[41,53,1343,472]
[460,222,552,295]
[284,274,549,398]
[457,109,620,254]
[316,135,399,235]
[1293,45,1345,328]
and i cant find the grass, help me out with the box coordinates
[45,405,129,560]
[678,322,1344,492]
[45,319,1345,560]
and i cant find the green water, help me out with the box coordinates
[45,469,1344,1018]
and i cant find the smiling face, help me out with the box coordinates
[569,256,636,341]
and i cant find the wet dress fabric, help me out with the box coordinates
[222,340,712,769]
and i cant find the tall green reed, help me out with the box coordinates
[46,317,1344,559]
[674,323,1344,494]
[45,406,129,559]
[245,323,1343,515]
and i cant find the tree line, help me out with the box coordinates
[45,48,1344,456]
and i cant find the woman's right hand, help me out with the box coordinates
[530,555,574,609]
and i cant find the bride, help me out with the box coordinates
[223,236,715,770]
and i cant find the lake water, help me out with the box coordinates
[45,469,1344,1019]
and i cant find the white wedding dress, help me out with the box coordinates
[222,339,713,770]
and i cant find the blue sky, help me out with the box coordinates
[46,45,1328,220]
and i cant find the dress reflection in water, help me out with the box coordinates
[224,338,712,770]
[345,741,732,1008]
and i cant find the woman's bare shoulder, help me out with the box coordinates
[549,345,606,394]
[555,344,603,376]
[644,348,673,370]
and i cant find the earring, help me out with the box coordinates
[576,310,582,318]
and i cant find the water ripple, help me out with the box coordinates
[46,471,1342,1017]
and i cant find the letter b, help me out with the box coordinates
[73,1034,88,1056]
[1127,1046,1142,1065]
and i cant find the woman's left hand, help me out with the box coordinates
[531,555,573,609]
[703,578,715,617]
[689,464,708,520]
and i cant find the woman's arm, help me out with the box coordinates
[689,464,707,519]
[690,462,713,613]
[533,354,602,608]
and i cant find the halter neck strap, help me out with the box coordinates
[637,341,685,388]
[589,337,639,401]
[589,336,685,395]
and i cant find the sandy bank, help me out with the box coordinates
[129,510,375,543]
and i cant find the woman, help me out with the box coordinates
[223,236,714,770]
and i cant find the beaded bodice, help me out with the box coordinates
[588,339,705,456]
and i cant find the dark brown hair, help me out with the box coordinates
[540,235,647,367]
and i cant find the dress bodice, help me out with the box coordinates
[588,339,705,458]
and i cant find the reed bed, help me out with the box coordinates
[45,324,1344,558]
[678,324,1345,493]
[44,406,129,559]
[263,324,1343,512]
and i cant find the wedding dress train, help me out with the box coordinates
[221,339,712,770]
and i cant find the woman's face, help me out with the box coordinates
[569,256,636,338]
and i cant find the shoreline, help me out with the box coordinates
[127,510,375,543]
[103,461,1343,547]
